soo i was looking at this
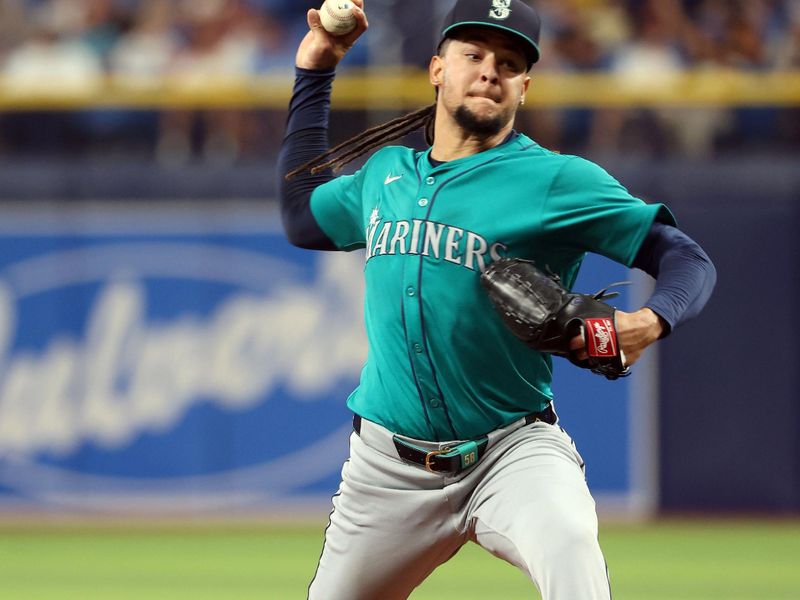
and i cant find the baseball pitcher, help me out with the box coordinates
[277,1,716,598]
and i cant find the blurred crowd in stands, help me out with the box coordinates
[0,0,799,164]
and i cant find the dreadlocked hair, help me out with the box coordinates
[284,103,436,180]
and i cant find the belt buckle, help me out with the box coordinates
[424,447,451,473]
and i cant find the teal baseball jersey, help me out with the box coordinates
[310,133,675,441]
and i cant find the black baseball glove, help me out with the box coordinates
[480,257,631,380]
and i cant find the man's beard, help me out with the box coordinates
[453,103,508,138]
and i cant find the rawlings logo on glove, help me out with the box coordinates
[480,258,630,380]
[585,318,616,357]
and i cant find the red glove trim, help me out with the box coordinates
[584,318,619,358]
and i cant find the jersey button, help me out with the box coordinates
[429,398,441,408]
[426,176,435,185]
[406,286,416,297]
[418,198,429,207]
[413,343,423,353]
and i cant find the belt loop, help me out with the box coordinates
[525,404,556,426]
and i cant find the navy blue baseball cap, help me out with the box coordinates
[439,0,542,69]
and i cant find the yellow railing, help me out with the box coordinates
[1,69,800,110]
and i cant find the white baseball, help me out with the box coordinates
[319,1,357,36]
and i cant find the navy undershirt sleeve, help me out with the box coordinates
[632,221,716,335]
[276,67,338,250]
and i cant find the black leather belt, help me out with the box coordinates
[352,405,556,476]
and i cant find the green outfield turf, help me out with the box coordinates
[0,519,798,599]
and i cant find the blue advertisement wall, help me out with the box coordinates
[0,202,649,515]
[0,205,360,512]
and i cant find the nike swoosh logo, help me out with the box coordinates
[384,174,403,185]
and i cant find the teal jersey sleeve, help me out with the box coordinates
[310,167,367,251]
[540,156,677,266]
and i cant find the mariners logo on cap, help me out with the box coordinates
[489,0,512,20]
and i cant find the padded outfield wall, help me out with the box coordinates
[0,200,653,518]
[0,158,795,516]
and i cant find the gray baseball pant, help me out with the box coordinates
[308,415,611,599]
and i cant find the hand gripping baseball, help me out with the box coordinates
[296,0,368,70]
[480,257,631,380]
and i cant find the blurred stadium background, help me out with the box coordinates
[0,0,798,598]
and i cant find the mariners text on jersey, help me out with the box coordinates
[365,215,507,272]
